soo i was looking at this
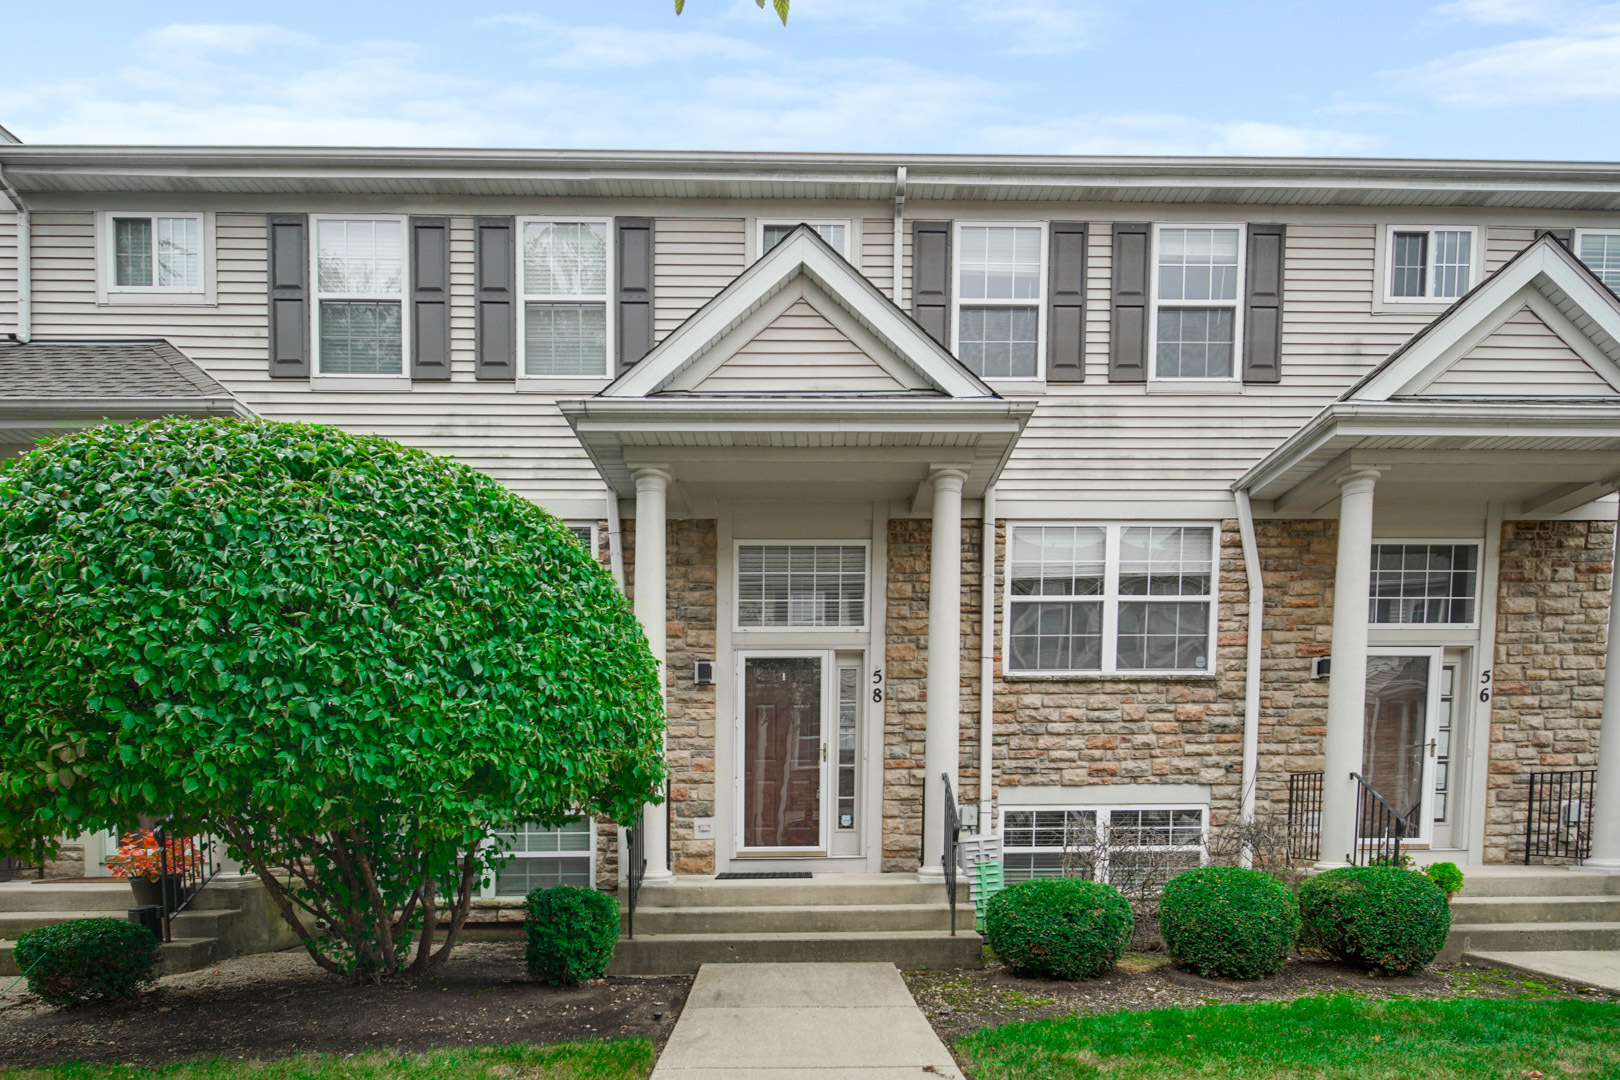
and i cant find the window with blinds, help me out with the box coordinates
[519,219,612,377]
[736,544,867,629]
[313,217,407,376]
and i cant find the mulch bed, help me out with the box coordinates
[906,952,1607,1045]
[0,942,690,1068]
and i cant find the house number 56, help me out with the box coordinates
[872,669,884,703]
[1479,669,1492,703]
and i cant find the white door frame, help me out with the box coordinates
[733,649,833,856]
[1363,645,1444,846]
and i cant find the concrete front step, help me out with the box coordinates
[0,881,134,913]
[632,875,968,910]
[1451,896,1620,925]
[625,902,956,935]
[1446,921,1620,954]
[1446,869,1620,898]
[0,907,238,938]
[0,935,215,978]
[607,930,983,975]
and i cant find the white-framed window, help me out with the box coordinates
[564,522,599,557]
[1150,224,1245,381]
[99,212,211,301]
[1005,523,1217,676]
[1000,805,1207,885]
[311,215,408,377]
[1575,229,1620,292]
[484,818,595,897]
[758,218,850,259]
[1368,542,1481,627]
[517,217,613,379]
[835,664,859,831]
[952,221,1047,380]
[1381,225,1480,304]
[735,542,868,631]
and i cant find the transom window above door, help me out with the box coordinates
[313,216,407,376]
[1382,225,1479,303]
[736,544,867,629]
[1151,225,1244,381]
[519,218,612,378]
[759,219,850,258]
[1368,543,1480,625]
[954,223,1046,380]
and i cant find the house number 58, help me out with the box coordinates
[872,669,884,703]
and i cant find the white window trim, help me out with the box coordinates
[1002,521,1221,678]
[480,816,597,899]
[565,521,601,560]
[756,217,852,260]
[96,211,215,306]
[309,213,411,379]
[1147,222,1246,385]
[1574,228,1620,290]
[513,215,615,383]
[732,539,871,634]
[1368,537,1483,631]
[950,219,1049,383]
[1378,224,1482,307]
[999,803,1210,884]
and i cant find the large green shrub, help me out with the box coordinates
[985,877,1133,980]
[1159,866,1300,979]
[14,918,157,1006]
[525,885,620,985]
[0,419,664,980]
[1298,867,1451,974]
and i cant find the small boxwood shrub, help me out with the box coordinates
[985,877,1133,980]
[14,917,157,1006]
[1425,861,1465,899]
[1298,867,1450,974]
[524,885,619,986]
[1159,866,1300,979]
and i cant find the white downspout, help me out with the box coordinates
[978,485,997,834]
[891,165,907,307]
[1235,489,1264,867]
[605,484,626,592]
[0,165,31,343]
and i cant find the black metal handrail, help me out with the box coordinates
[153,828,220,943]
[0,857,45,882]
[1524,769,1596,864]
[1287,771,1324,863]
[941,773,959,937]
[623,779,669,940]
[1348,773,1412,867]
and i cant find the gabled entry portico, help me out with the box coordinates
[561,226,1033,880]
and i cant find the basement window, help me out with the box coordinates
[486,818,594,897]
[1000,806,1207,885]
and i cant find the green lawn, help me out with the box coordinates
[0,1040,656,1080]
[956,995,1620,1080]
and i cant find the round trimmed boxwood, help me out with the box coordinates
[985,877,1133,980]
[14,917,157,1006]
[525,885,620,985]
[1298,866,1451,974]
[1159,866,1300,979]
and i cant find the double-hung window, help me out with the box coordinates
[312,216,407,376]
[485,818,594,897]
[518,218,612,378]
[1001,806,1206,885]
[1150,225,1244,381]
[1382,225,1479,303]
[1007,524,1216,675]
[1576,229,1620,293]
[759,218,850,258]
[953,222,1046,380]
[102,212,207,298]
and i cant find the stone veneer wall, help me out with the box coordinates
[1485,519,1614,863]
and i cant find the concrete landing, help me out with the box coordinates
[651,961,963,1079]
[1467,950,1620,993]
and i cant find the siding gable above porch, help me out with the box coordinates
[1405,299,1620,398]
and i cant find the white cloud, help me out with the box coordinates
[982,113,1378,157]
[1396,31,1620,106]
[482,14,770,70]
[965,0,1101,56]
[1431,0,1620,25]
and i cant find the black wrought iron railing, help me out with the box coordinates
[1524,769,1596,865]
[623,779,669,940]
[153,829,221,943]
[0,857,45,882]
[1287,771,1324,863]
[1349,773,1411,867]
[941,773,959,937]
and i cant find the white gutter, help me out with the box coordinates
[1235,489,1264,867]
[605,484,626,592]
[0,164,31,343]
[977,484,996,834]
[892,165,907,307]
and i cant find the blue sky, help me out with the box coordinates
[3,0,1617,158]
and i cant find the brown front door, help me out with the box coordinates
[740,653,827,851]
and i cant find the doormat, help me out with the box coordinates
[715,872,813,880]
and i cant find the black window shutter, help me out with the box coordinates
[1243,223,1286,384]
[911,220,951,347]
[267,214,309,378]
[474,217,516,380]
[1047,222,1087,383]
[1109,222,1149,382]
[616,217,654,370]
[1537,228,1574,250]
[410,216,451,381]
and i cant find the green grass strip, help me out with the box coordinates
[956,994,1620,1079]
[0,1039,657,1080]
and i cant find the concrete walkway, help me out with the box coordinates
[651,962,964,1079]
[1469,950,1620,993]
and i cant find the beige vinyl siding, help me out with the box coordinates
[1487,225,1536,275]
[1420,305,1617,396]
[23,211,603,509]
[0,210,17,334]
[654,217,745,343]
[692,298,909,394]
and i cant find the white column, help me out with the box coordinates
[1317,467,1381,869]
[633,466,674,881]
[1584,516,1620,870]
[921,467,968,877]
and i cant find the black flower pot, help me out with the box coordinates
[129,874,186,910]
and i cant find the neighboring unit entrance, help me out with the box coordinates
[1361,647,1443,843]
